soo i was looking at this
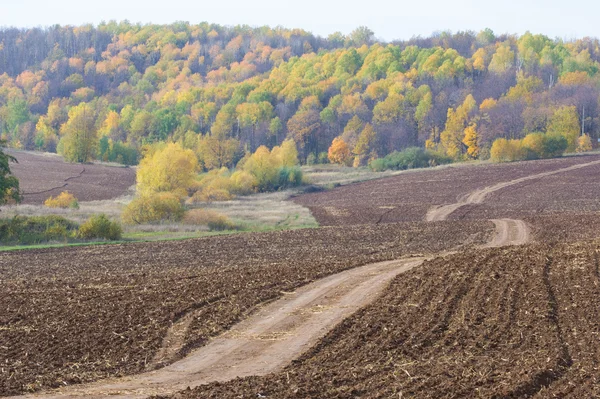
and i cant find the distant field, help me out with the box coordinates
[451,160,600,220]
[294,154,600,226]
[7,150,135,205]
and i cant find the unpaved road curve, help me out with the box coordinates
[13,258,425,399]
[15,158,578,399]
[485,219,530,247]
[425,158,600,222]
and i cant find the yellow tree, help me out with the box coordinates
[242,145,278,191]
[197,136,240,170]
[546,106,580,152]
[577,134,593,153]
[462,123,479,159]
[271,139,299,167]
[99,110,120,140]
[328,137,352,166]
[353,123,377,167]
[440,94,476,159]
[59,103,98,163]
[488,43,515,74]
[137,142,198,197]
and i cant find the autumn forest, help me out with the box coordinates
[0,22,599,169]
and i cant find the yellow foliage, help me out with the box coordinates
[183,209,236,231]
[44,191,79,209]
[559,71,590,86]
[191,186,233,203]
[521,133,545,157]
[490,138,526,162]
[462,124,479,159]
[271,139,299,167]
[191,168,234,202]
[479,98,498,111]
[328,137,352,166]
[242,145,279,190]
[121,192,184,224]
[137,142,198,197]
[547,106,580,152]
[229,170,257,195]
[577,134,593,153]
[425,138,437,151]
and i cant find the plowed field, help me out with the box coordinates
[294,155,600,226]
[451,160,600,220]
[166,240,600,398]
[7,151,135,204]
[0,221,490,396]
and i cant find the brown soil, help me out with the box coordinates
[7,150,135,204]
[5,155,600,399]
[425,159,600,221]
[0,221,490,397]
[164,240,600,399]
[5,167,538,398]
[11,258,425,399]
[294,155,600,226]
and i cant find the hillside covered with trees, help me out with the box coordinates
[0,22,599,168]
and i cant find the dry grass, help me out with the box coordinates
[202,190,317,230]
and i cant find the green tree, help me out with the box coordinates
[3,98,30,134]
[59,103,98,163]
[546,106,580,152]
[0,140,21,204]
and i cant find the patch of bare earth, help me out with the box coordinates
[7,150,135,204]
[0,220,490,396]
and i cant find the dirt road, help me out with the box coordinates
[425,158,600,222]
[13,258,425,399]
[484,218,530,247]
[18,158,593,399]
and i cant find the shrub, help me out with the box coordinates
[306,152,317,166]
[44,191,79,209]
[78,214,122,240]
[500,133,568,162]
[318,152,329,164]
[0,215,78,245]
[577,134,593,153]
[490,138,527,162]
[521,133,545,160]
[369,148,451,171]
[192,187,234,203]
[122,192,185,224]
[229,170,256,195]
[183,209,237,231]
[242,145,279,191]
[541,135,568,158]
[277,166,304,189]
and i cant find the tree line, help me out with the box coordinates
[0,23,599,168]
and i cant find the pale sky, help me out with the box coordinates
[0,0,597,41]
